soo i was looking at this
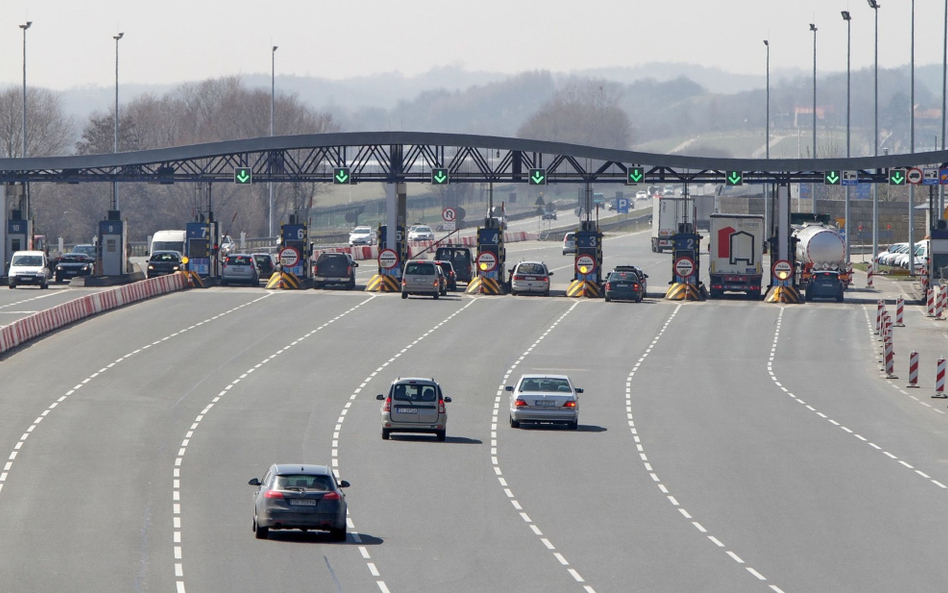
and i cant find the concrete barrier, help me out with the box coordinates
[0,272,188,356]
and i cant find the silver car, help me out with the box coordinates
[562,232,577,255]
[221,253,259,285]
[348,226,374,246]
[401,260,444,299]
[248,464,349,541]
[376,378,452,441]
[408,225,435,242]
[507,374,582,430]
[510,261,552,296]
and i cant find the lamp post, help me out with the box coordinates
[113,32,124,211]
[869,0,881,268]
[909,0,916,276]
[269,45,278,240]
[20,21,32,220]
[842,11,852,263]
[810,23,818,215]
[942,0,947,218]
[764,39,770,236]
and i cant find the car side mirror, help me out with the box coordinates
[549,271,554,276]
[376,394,385,400]
[504,386,514,392]
[575,388,584,394]
[338,480,350,488]
[644,274,649,278]
[354,262,359,267]
[248,478,261,486]
[443,396,452,403]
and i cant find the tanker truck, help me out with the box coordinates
[793,223,847,302]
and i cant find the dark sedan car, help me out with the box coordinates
[146,251,183,278]
[53,254,95,283]
[804,270,844,302]
[604,270,646,302]
[433,260,457,291]
[248,464,349,541]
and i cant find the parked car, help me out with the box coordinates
[221,254,259,286]
[401,260,444,299]
[251,253,277,279]
[313,252,357,289]
[604,269,646,302]
[434,246,473,284]
[248,464,349,541]
[348,226,375,246]
[53,253,95,283]
[879,242,908,267]
[507,374,582,430]
[8,251,50,289]
[407,225,435,242]
[433,260,457,291]
[562,232,577,255]
[542,211,557,220]
[145,251,183,278]
[510,261,552,296]
[376,377,451,441]
[635,190,648,201]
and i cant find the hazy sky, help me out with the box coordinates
[0,0,943,89]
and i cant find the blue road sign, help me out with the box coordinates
[924,168,939,185]
[941,168,948,185]
[616,198,629,214]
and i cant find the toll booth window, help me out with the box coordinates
[10,240,21,251]
[405,263,435,275]
[106,239,117,253]
[932,254,948,280]
[189,240,209,258]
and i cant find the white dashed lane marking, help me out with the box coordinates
[171,295,376,593]
[627,304,783,591]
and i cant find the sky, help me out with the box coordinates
[0,0,944,89]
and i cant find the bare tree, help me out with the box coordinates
[0,87,74,158]
[517,79,633,150]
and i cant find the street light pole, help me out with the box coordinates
[909,0,916,276]
[269,45,278,240]
[942,0,947,218]
[764,39,770,237]
[113,32,124,212]
[20,21,32,220]
[810,23,818,215]
[869,0,881,268]
[842,11,852,263]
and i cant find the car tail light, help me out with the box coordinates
[401,279,407,286]
[450,271,455,278]
[438,400,446,413]
[563,400,577,408]
[513,275,526,281]
[605,283,611,290]
[347,266,352,276]
[313,265,318,275]
[514,398,528,407]
[633,283,640,289]
[323,491,341,501]
[383,397,391,412]
[433,280,439,287]
[264,490,283,499]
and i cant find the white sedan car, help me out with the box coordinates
[408,225,435,242]
[348,226,375,246]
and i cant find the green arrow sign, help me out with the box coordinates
[726,171,743,186]
[333,167,351,185]
[529,168,547,186]
[824,170,841,185]
[627,166,644,185]
[889,169,906,185]
[432,168,449,185]
[234,167,252,185]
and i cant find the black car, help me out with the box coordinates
[433,260,457,291]
[604,270,646,302]
[54,253,95,283]
[313,252,357,289]
[434,246,473,284]
[804,270,844,302]
[252,253,276,279]
[542,211,557,220]
[146,251,183,278]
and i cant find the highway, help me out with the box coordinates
[2,229,947,592]
[0,284,108,327]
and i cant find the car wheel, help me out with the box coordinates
[604,296,611,302]
[347,280,356,290]
[436,430,446,442]
[381,428,390,440]
[637,295,644,303]
[836,294,844,303]
[568,421,579,430]
[401,292,408,300]
[543,290,550,297]
[55,275,63,284]
[254,517,268,540]
[509,416,520,429]
[8,284,14,289]
[510,290,517,296]
[330,526,347,542]
[433,292,439,300]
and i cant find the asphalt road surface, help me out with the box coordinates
[2,229,945,592]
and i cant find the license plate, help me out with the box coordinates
[396,407,419,414]
[524,276,537,281]
[289,499,317,506]
[615,284,629,288]
[415,278,427,283]
[535,400,556,407]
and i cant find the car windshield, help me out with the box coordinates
[150,253,179,262]
[519,378,571,392]
[352,228,370,234]
[274,474,334,491]
[517,263,547,275]
[405,263,434,275]
[392,383,438,402]
[72,245,96,256]
[61,255,90,263]
[11,255,43,267]
[226,256,252,265]
[414,226,431,233]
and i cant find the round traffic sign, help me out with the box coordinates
[378,248,399,270]
[477,251,498,272]
[772,259,794,281]
[674,256,695,278]
[575,254,596,274]
[908,168,924,185]
[442,207,457,222]
[278,247,300,267]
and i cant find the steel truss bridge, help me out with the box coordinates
[0,131,945,185]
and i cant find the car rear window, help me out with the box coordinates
[226,255,252,265]
[516,263,546,275]
[519,378,571,392]
[392,383,438,402]
[610,272,637,281]
[405,262,435,275]
[564,233,575,241]
[274,474,334,491]
[316,253,349,273]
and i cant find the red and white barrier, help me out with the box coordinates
[895,296,904,327]
[928,288,935,317]
[936,357,947,398]
[907,351,919,388]
[867,258,875,288]
[0,273,188,356]
[876,300,884,335]
[313,231,541,263]
[939,286,948,320]
[884,337,896,378]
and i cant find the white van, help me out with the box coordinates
[8,251,50,289]
[150,230,186,255]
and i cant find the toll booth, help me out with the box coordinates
[97,212,128,276]
[6,216,32,272]
[365,224,406,292]
[280,222,309,279]
[466,217,505,295]
[665,223,703,300]
[929,225,948,284]
[567,221,603,298]
[185,220,217,278]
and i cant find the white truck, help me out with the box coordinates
[708,213,764,299]
[651,197,694,253]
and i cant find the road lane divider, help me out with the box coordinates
[626,304,784,591]
[489,301,598,593]
[170,294,376,593]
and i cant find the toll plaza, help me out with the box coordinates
[764,184,802,303]
[567,220,603,298]
[2,184,31,276]
[367,183,409,293]
[467,218,505,295]
[665,224,704,301]
[264,219,309,290]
